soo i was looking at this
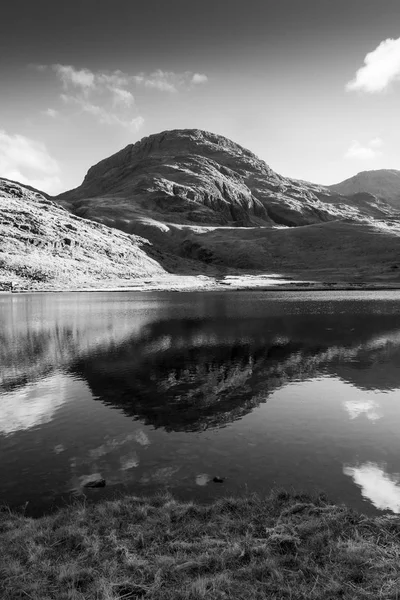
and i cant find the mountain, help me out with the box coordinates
[53,129,400,282]
[329,170,400,208]
[56,129,395,230]
[0,177,164,290]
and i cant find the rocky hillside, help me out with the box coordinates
[56,129,395,231]
[329,170,400,208]
[0,178,164,290]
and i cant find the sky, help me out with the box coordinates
[1,0,400,194]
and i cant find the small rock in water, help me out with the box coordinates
[196,473,211,486]
[213,476,225,483]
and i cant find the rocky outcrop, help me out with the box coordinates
[56,129,394,231]
[329,170,400,209]
[0,178,164,289]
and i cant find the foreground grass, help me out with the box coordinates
[1,491,400,599]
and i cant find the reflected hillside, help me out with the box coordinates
[0,294,155,392]
[72,312,400,431]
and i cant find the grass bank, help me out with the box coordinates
[1,491,399,599]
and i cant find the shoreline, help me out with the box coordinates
[3,274,400,295]
[1,490,399,599]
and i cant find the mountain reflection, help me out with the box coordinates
[3,293,400,433]
[72,314,400,431]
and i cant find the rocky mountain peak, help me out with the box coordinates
[82,128,278,189]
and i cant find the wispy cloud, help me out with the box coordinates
[346,37,400,93]
[0,130,61,193]
[42,108,59,118]
[134,69,209,92]
[37,64,208,129]
[344,138,383,160]
[60,94,144,131]
[40,64,143,131]
[191,73,208,85]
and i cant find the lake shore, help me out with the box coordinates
[3,273,400,294]
[1,490,399,600]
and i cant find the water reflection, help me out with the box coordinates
[343,463,400,513]
[2,291,400,514]
[72,314,400,431]
[343,400,381,422]
[0,373,68,435]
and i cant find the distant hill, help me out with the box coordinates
[0,178,164,290]
[329,170,400,209]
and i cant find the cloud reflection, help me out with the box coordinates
[343,462,400,513]
[0,374,68,436]
[343,399,381,422]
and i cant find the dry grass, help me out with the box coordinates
[1,491,400,599]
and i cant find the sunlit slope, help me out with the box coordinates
[0,178,164,289]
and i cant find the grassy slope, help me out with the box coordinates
[1,491,400,599]
[128,219,400,282]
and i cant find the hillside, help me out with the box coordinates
[0,178,165,290]
[329,169,400,208]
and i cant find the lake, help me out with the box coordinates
[1,290,400,516]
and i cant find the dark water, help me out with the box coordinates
[2,290,400,516]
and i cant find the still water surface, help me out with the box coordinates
[1,290,400,516]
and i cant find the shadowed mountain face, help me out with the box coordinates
[0,178,164,289]
[72,312,400,432]
[330,170,400,209]
[55,129,395,231]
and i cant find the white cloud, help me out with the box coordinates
[346,37,400,93]
[134,69,209,92]
[344,138,383,160]
[343,462,400,513]
[0,130,61,193]
[53,64,95,90]
[112,88,134,107]
[43,108,59,118]
[192,73,208,85]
